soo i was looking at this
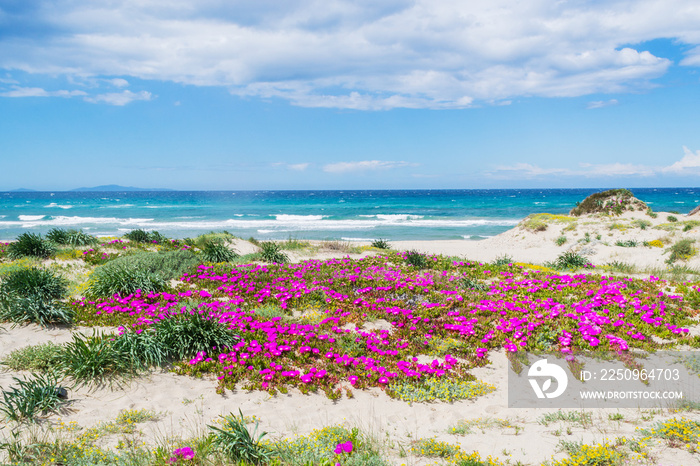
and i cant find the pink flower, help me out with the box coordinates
[334,441,353,455]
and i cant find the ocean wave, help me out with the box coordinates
[44,203,73,209]
[359,214,424,220]
[341,237,377,242]
[100,204,135,209]
[0,215,520,232]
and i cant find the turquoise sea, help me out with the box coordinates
[1,188,699,241]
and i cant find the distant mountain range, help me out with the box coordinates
[70,185,174,192]
[8,185,174,192]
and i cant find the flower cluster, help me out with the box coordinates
[169,446,195,464]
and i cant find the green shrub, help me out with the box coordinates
[0,372,66,422]
[387,378,495,403]
[667,215,678,223]
[85,263,169,298]
[59,331,133,384]
[1,342,64,372]
[632,219,652,230]
[123,229,150,243]
[666,239,697,264]
[209,410,271,465]
[371,239,391,249]
[552,251,591,270]
[405,250,428,268]
[111,328,167,370]
[492,254,513,266]
[153,312,242,360]
[555,236,567,246]
[259,242,289,264]
[570,189,645,216]
[7,233,56,259]
[202,241,239,263]
[646,208,658,218]
[615,240,638,247]
[46,228,96,246]
[97,250,200,281]
[0,268,73,326]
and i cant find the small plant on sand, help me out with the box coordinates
[0,268,73,326]
[85,264,168,298]
[371,239,391,249]
[404,250,428,268]
[202,240,239,263]
[7,233,56,259]
[614,240,637,247]
[644,239,664,248]
[492,255,513,266]
[666,238,697,264]
[555,236,567,246]
[667,215,678,223]
[632,219,652,230]
[550,251,591,270]
[258,242,289,264]
[209,410,271,465]
[1,342,64,372]
[646,208,658,218]
[0,372,66,422]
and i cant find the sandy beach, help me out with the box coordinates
[2,200,700,465]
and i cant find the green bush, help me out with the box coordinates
[259,242,289,264]
[46,228,96,246]
[0,372,66,422]
[111,328,168,370]
[570,189,646,216]
[666,239,697,264]
[552,251,590,270]
[7,233,56,259]
[96,250,200,281]
[371,239,391,249]
[123,229,167,244]
[615,240,638,248]
[153,312,241,360]
[85,264,168,298]
[0,268,73,326]
[405,250,428,268]
[209,410,271,465]
[667,215,678,223]
[59,332,133,384]
[1,342,64,372]
[555,236,567,246]
[492,254,513,266]
[202,241,239,263]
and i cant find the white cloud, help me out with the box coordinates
[323,160,416,173]
[107,78,129,88]
[578,162,655,177]
[271,162,310,171]
[1,0,698,109]
[0,86,86,98]
[661,146,700,173]
[587,99,619,109]
[491,163,571,177]
[84,90,152,105]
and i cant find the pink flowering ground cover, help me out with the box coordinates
[71,252,698,399]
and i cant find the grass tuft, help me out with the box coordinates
[7,233,56,259]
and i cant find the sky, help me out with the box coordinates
[1,0,700,191]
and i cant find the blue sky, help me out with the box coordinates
[1,0,700,191]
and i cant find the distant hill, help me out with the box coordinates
[9,188,38,192]
[70,185,174,192]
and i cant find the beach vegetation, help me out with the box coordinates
[202,240,239,263]
[7,232,56,259]
[642,417,700,451]
[555,236,567,246]
[371,238,391,249]
[0,372,66,422]
[59,331,136,385]
[548,251,592,270]
[1,342,64,372]
[654,222,679,231]
[614,240,637,247]
[258,241,289,263]
[632,219,651,230]
[522,213,575,232]
[570,189,646,216]
[646,208,658,218]
[603,261,637,274]
[387,378,495,403]
[279,236,312,250]
[46,228,97,247]
[155,311,241,361]
[84,263,169,298]
[492,254,513,266]
[538,410,592,427]
[208,410,271,465]
[667,215,678,223]
[0,267,73,327]
[644,240,664,248]
[666,238,697,264]
[404,250,428,268]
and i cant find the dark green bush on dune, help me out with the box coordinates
[7,233,56,259]
[202,240,239,263]
[0,268,73,326]
[152,312,241,360]
[45,228,96,247]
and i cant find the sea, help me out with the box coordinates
[1,188,699,242]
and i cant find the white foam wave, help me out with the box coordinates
[341,237,376,242]
[359,214,424,220]
[100,204,135,209]
[0,215,520,232]
[44,203,72,209]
